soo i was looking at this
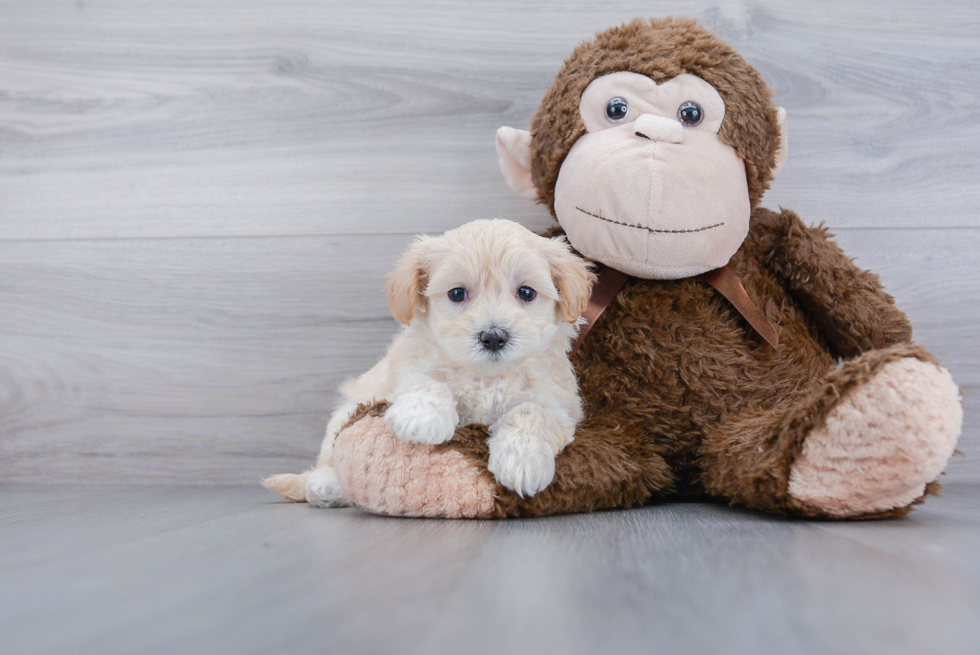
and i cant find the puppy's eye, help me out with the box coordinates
[677,101,703,127]
[517,286,536,302]
[605,97,629,123]
[447,287,467,303]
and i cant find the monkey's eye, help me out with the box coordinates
[677,101,704,127]
[605,97,629,123]
[448,288,467,303]
[517,286,537,302]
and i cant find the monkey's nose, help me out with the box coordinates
[634,114,683,144]
[479,327,509,353]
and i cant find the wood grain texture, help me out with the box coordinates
[0,230,976,483]
[0,234,409,483]
[1,484,979,654]
[1,0,978,240]
[0,0,977,484]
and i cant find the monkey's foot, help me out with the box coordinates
[332,415,496,519]
[788,357,962,517]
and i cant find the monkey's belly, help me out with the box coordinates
[573,273,835,467]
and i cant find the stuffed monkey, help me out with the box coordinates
[300,18,963,519]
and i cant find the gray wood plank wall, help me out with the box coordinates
[1,0,978,484]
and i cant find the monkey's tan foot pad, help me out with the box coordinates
[789,357,962,517]
[332,415,496,519]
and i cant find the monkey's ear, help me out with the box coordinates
[495,126,538,201]
[384,236,436,325]
[772,107,789,178]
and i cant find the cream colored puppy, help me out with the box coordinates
[264,219,596,507]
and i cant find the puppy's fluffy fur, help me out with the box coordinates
[264,219,595,506]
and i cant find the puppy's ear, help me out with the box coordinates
[385,236,437,325]
[547,238,596,323]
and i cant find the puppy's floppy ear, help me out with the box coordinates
[385,236,437,325]
[547,237,596,323]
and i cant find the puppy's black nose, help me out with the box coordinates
[479,328,508,353]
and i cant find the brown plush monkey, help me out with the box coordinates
[320,18,962,519]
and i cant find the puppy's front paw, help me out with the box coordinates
[305,465,353,508]
[383,391,459,445]
[487,430,557,498]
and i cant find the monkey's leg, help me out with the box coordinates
[699,343,962,519]
[331,410,674,519]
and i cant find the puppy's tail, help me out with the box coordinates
[262,470,311,502]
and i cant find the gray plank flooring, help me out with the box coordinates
[1,484,979,655]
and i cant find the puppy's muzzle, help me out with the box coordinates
[478,327,509,353]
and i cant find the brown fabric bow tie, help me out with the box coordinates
[569,263,780,355]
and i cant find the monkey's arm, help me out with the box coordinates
[754,208,912,359]
[331,408,674,518]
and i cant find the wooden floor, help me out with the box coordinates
[2,2,979,653]
[1,484,979,654]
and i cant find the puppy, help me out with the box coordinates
[264,219,595,507]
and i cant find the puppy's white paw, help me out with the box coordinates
[384,391,459,445]
[305,465,353,508]
[487,429,557,497]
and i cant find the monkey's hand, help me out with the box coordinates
[332,409,497,519]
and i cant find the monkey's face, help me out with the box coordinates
[553,72,751,279]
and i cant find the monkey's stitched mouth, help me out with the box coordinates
[575,207,724,234]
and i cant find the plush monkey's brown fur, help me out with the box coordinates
[530,17,782,213]
[335,19,946,519]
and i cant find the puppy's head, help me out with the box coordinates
[385,219,595,369]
